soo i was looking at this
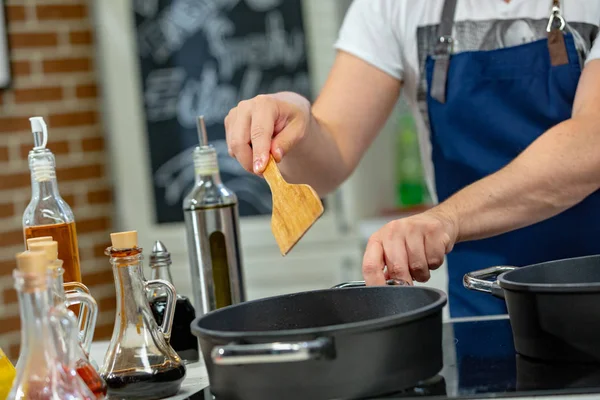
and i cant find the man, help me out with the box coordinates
[224,0,600,318]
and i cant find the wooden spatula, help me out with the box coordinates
[262,155,324,255]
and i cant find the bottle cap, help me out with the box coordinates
[28,241,59,263]
[15,250,48,274]
[26,236,53,248]
[193,116,219,175]
[150,240,171,266]
[110,231,138,249]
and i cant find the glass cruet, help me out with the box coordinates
[8,250,94,400]
[26,237,93,342]
[28,240,107,399]
[100,231,186,399]
[26,237,97,366]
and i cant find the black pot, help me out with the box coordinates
[516,355,600,391]
[464,254,600,363]
[191,281,447,400]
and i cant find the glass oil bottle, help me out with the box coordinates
[0,347,16,400]
[148,240,199,363]
[8,250,94,400]
[28,239,106,399]
[26,236,92,364]
[183,116,246,317]
[22,116,82,284]
[100,231,185,399]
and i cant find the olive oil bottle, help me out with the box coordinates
[182,116,246,317]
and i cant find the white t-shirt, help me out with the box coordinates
[334,0,600,202]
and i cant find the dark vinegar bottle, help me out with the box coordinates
[100,231,185,399]
[148,241,199,363]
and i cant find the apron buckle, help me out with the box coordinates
[435,35,454,55]
[546,5,566,32]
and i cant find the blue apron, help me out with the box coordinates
[424,0,600,318]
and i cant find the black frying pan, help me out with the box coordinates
[191,281,447,400]
[464,254,600,363]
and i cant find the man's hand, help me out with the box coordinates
[225,92,311,174]
[362,209,458,285]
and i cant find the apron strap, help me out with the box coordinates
[431,0,458,104]
[547,0,569,66]
[431,0,570,103]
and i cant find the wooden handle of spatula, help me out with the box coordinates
[262,155,285,189]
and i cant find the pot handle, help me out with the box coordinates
[212,337,334,365]
[463,266,517,298]
[332,279,410,289]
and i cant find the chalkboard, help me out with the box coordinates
[132,0,312,224]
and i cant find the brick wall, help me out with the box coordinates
[0,0,116,362]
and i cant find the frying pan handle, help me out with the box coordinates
[463,266,517,298]
[332,279,410,289]
[212,337,334,365]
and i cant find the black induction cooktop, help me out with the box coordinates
[186,317,600,399]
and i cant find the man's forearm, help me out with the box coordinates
[276,51,403,196]
[432,116,600,243]
[277,103,350,196]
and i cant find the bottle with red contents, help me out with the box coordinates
[28,239,107,399]
[8,250,94,400]
[100,231,185,399]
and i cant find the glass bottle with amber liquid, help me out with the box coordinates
[22,116,82,284]
[147,240,199,363]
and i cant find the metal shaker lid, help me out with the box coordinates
[149,240,171,266]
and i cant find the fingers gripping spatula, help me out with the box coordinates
[262,156,324,255]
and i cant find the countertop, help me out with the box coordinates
[89,332,600,400]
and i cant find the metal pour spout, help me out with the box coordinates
[196,116,209,147]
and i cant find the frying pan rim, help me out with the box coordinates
[498,254,600,293]
[192,286,448,339]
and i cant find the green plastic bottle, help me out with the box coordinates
[395,113,428,207]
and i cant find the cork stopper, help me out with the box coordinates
[26,236,53,248]
[16,250,48,274]
[28,241,58,263]
[110,231,138,249]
